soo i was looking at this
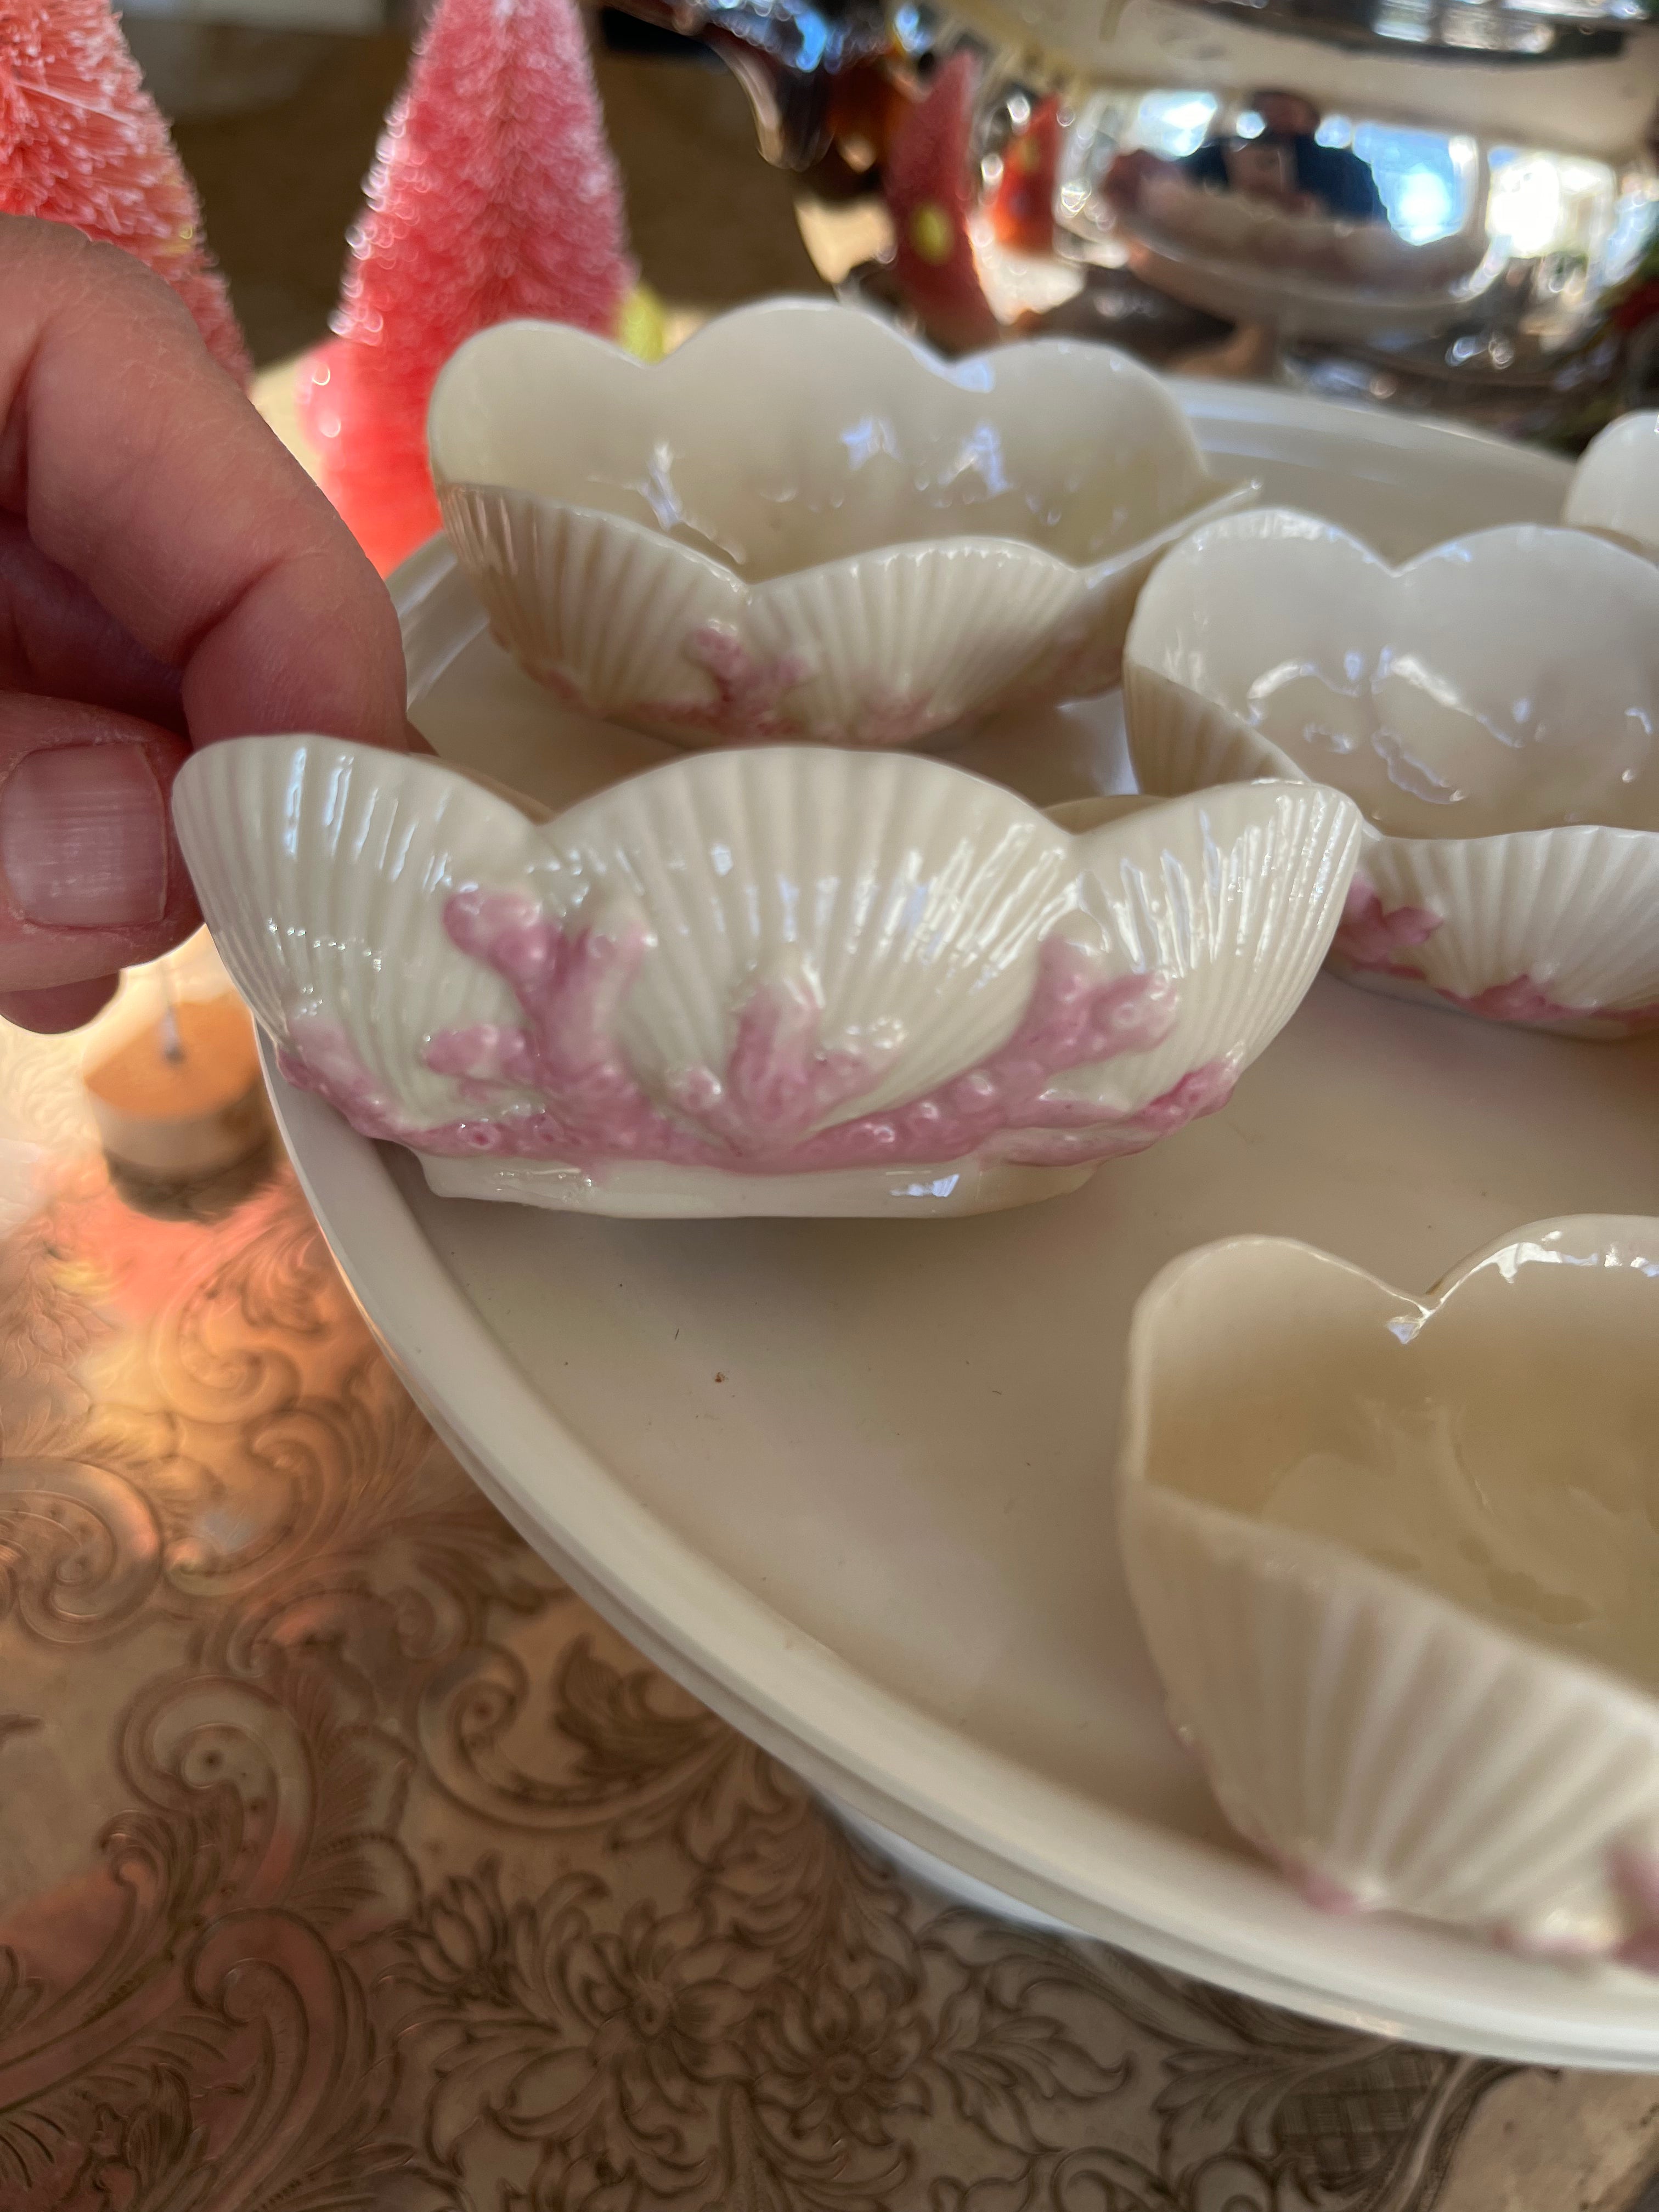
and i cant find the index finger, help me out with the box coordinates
[0,217,410,749]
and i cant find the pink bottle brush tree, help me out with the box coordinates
[0,0,249,382]
[304,0,637,576]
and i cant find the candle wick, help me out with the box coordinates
[159,972,185,1065]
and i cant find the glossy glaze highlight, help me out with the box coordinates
[1120,1218,1659,1963]
[174,737,1360,1217]
[427,300,1256,746]
[1125,511,1659,1032]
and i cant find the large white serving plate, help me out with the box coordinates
[264,383,1659,2066]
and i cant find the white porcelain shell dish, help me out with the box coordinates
[173,738,1358,1219]
[1564,410,1659,558]
[426,300,1255,749]
[1124,508,1659,1036]
[1119,1217,1659,1968]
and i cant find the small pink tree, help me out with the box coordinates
[0,0,249,382]
[304,0,636,574]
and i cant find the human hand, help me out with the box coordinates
[0,216,414,1034]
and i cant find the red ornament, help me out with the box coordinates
[883,49,998,357]
[303,0,636,577]
[988,94,1062,255]
[0,0,249,383]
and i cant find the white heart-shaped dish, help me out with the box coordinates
[1564,410,1659,560]
[426,299,1255,749]
[1119,1217,1659,1967]
[1124,508,1659,1035]
[173,740,1357,1218]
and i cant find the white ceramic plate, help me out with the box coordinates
[263,385,1659,2066]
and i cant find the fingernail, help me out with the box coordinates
[0,745,166,928]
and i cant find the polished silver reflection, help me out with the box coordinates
[1169,0,1651,56]
[601,0,1659,430]
[1035,81,1657,363]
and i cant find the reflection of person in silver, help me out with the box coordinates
[1183,91,1386,223]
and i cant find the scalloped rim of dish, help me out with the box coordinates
[1121,1214,1659,1733]
[1123,669,1659,1032]
[439,481,1260,602]
[427,297,1260,594]
[1122,513,1659,1031]
[174,738,1359,1218]
[1564,410,1659,556]
[1119,1215,1659,1955]
[1122,505,1659,844]
[428,302,1259,744]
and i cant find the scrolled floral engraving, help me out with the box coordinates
[0,1144,1550,2210]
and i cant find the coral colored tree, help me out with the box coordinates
[304,0,636,575]
[0,0,249,382]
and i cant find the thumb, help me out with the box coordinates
[0,696,198,1030]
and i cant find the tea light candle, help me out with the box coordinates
[84,991,268,1184]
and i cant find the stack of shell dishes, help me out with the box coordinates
[425,298,1257,748]
[1119,1218,1659,1968]
[171,740,1359,1220]
[1124,509,1659,1035]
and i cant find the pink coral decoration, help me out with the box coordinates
[1331,876,1659,1030]
[524,624,810,743]
[1442,977,1659,1029]
[656,624,812,742]
[276,894,1238,1178]
[1330,878,1441,975]
[537,629,943,749]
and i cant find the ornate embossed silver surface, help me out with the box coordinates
[0,1009,1655,2211]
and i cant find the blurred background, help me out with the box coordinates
[123,0,827,369]
[122,0,1659,447]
